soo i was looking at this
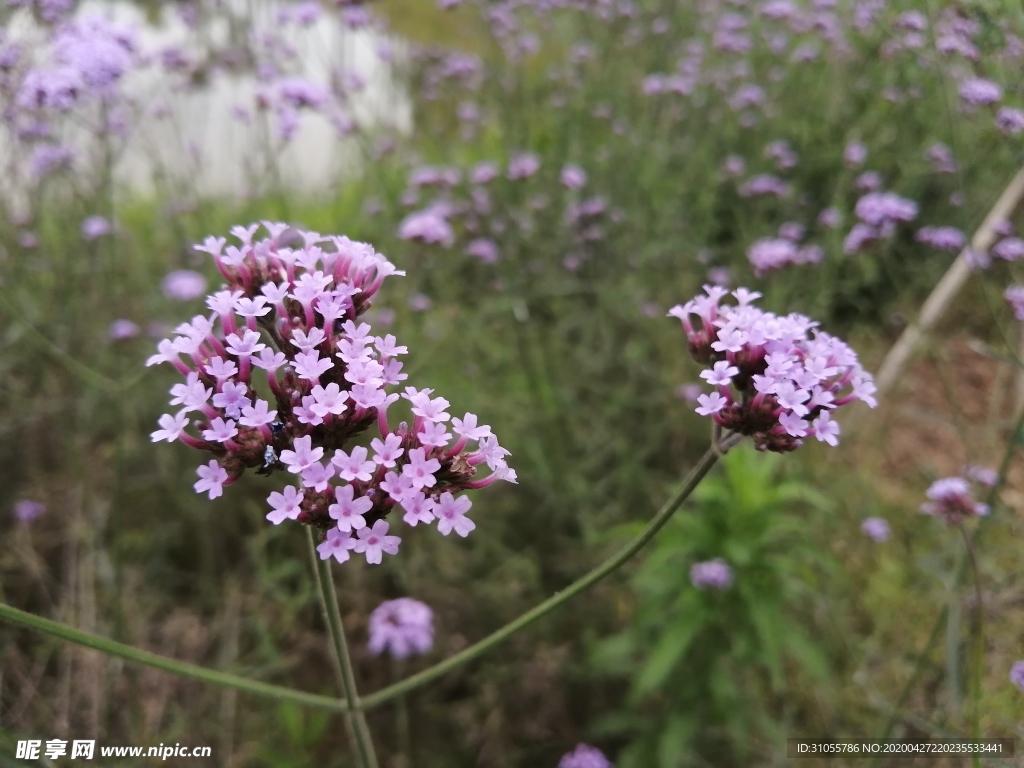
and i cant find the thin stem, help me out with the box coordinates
[0,600,348,712]
[306,528,379,768]
[872,406,1024,762]
[361,445,722,710]
[957,522,984,768]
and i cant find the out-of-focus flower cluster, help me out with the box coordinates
[368,597,434,659]
[920,476,990,524]
[668,286,876,452]
[689,558,733,590]
[148,223,515,565]
[558,743,612,768]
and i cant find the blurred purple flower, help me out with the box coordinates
[1010,661,1024,691]
[959,77,1002,106]
[690,558,733,589]
[508,152,541,180]
[558,743,612,768]
[861,517,890,542]
[368,598,434,660]
[81,215,111,240]
[162,270,207,301]
[108,319,140,340]
[561,164,587,190]
[398,209,455,247]
[920,477,989,523]
[466,238,499,264]
[14,499,45,523]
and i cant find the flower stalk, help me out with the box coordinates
[307,528,379,768]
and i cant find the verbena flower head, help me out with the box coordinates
[558,743,612,768]
[861,517,890,542]
[690,558,733,589]
[920,477,989,523]
[13,499,45,523]
[162,270,208,301]
[668,287,876,452]
[1010,661,1024,692]
[368,598,434,659]
[149,223,514,566]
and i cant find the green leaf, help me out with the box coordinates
[631,610,704,699]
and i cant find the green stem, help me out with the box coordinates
[306,528,379,768]
[872,406,1024,763]
[361,446,721,710]
[957,523,984,768]
[0,600,347,712]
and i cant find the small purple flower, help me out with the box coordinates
[81,215,111,240]
[558,743,612,768]
[162,270,208,301]
[466,238,499,264]
[959,77,1003,106]
[108,319,140,340]
[1005,286,1024,320]
[996,107,1024,135]
[507,152,540,180]
[861,517,890,542]
[561,164,587,189]
[916,226,966,251]
[14,500,45,523]
[398,209,454,247]
[920,477,989,523]
[368,597,434,659]
[844,141,868,167]
[1010,661,1024,692]
[690,558,733,589]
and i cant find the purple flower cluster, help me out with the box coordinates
[746,236,822,276]
[1006,287,1024,320]
[915,226,966,252]
[558,743,612,768]
[148,223,514,566]
[920,477,989,524]
[367,598,434,659]
[690,558,733,589]
[668,287,876,452]
[861,517,890,542]
[1010,661,1024,692]
[844,191,918,253]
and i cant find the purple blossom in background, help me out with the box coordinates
[561,164,587,189]
[861,517,890,542]
[706,267,731,286]
[818,207,842,229]
[920,477,989,524]
[844,141,867,167]
[81,215,111,240]
[368,598,434,659]
[668,286,876,452]
[958,77,1003,106]
[14,499,45,523]
[508,152,541,180]
[558,743,612,768]
[398,208,455,247]
[676,383,703,403]
[108,319,140,340]
[854,171,882,192]
[993,238,1024,261]
[925,143,957,174]
[162,270,208,301]
[147,223,514,566]
[965,465,998,487]
[466,238,499,264]
[916,226,965,251]
[1004,286,1024,320]
[690,558,733,589]
[471,161,499,185]
[739,175,789,198]
[1010,662,1024,692]
[747,238,821,276]
[409,293,433,312]
[996,107,1024,135]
